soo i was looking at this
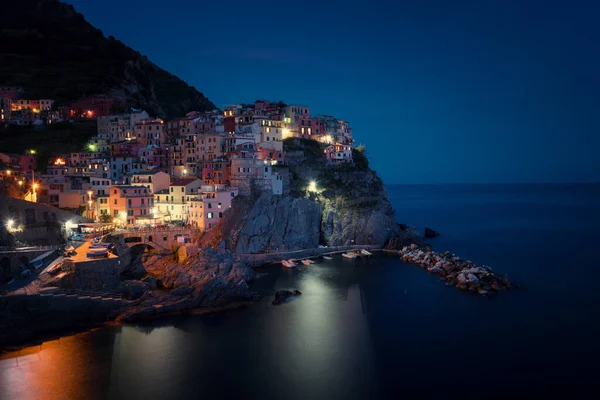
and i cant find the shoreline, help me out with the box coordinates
[0,300,254,355]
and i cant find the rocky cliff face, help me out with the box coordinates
[115,248,257,322]
[231,194,322,253]
[220,138,422,253]
[1,0,215,117]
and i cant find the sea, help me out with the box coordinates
[1,183,599,399]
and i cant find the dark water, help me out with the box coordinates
[2,184,600,399]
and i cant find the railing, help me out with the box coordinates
[115,226,196,235]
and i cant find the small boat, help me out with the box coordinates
[281,260,297,268]
[86,248,109,258]
[322,256,333,260]
[301,259,314,266]
[90,242,113,249]
[342,252,357,259]
[360,249,373,256]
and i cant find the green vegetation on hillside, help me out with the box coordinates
[0,121,95,171]
[0,0,215,117]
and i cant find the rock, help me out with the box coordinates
[122,280,150,300]
[142,275,157,290]
[170,286,193,296]
[457,273,468,285]
[233,194,322,253]
[424,227,440,238]
[272,289,301,305]
[467,273,480,284]
[176,246,187,263]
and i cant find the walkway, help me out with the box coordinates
[237,244,382,266]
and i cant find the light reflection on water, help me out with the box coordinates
[0,258,380,400]
[1,184,599,399]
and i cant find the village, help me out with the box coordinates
[0,88,355,232]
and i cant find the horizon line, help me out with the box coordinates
[384,181,600,186]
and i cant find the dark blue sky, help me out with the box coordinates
[66,0,599,184]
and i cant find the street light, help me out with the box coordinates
[6,219,14,229]
[308,180,318,193]
[183,169,187,177]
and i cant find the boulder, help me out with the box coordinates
[122,280,150,300]
[170,286,192,296]
[272,289,301,306]
[424,227,440,238]
[142,275,157,290]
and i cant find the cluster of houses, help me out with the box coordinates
[0,94,355,231]
[0,87,127,129]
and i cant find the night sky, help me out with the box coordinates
[66,0,599,184]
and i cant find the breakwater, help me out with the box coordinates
[397,244,514,295]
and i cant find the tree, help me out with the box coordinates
[99,214,112,223]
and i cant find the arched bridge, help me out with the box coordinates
[113,227,196,253]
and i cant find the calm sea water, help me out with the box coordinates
[1,184,599,399]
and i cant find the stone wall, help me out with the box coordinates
[52,258,122,292]
[0,292,126,348]
[0,195,89,245]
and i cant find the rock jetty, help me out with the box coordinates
[398,244,514,295]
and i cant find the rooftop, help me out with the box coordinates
[170,178,199,186]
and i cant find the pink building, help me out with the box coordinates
[201,158,229,185]
[19,154,37,173]
[325,142,353,163]
[135,119,166,147]
[109,185,154,226]
[187,188,239,231]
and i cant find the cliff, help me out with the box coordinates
[218,138,422,254]
[0,0,215,117]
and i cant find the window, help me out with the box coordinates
[207,212,213,219]
[181,187,184,192]
[114,199,117,205]
[219,212,222,218]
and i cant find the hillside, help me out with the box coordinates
[209,138,423,253]
[0,0,216,117]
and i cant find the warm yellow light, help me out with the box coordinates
[308,181,317,193]
[282,128,291,139]
[119,211,127,220]
[18,180,23,186]
[6,219,14,228]
[33,183,38,189]
[6,170,10,176]
[87,190,94,197]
